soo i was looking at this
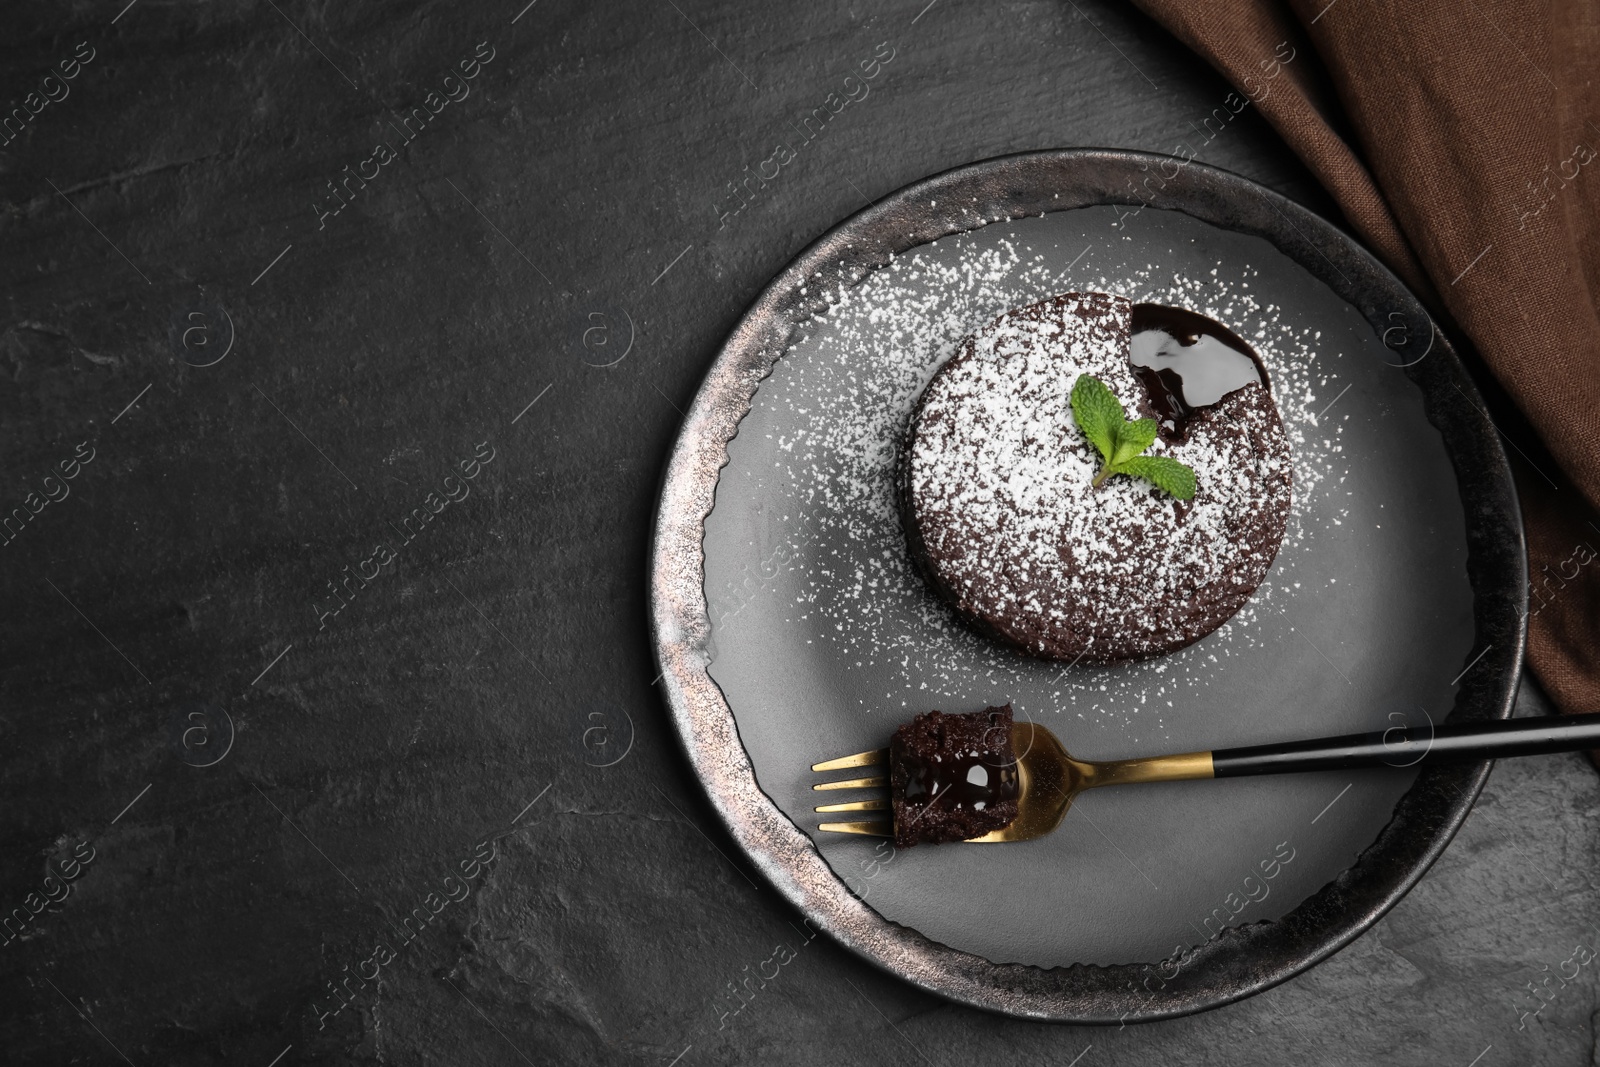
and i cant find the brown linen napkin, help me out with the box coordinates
[1129,0,1600,722]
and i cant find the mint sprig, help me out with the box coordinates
[1069,374,1197,500]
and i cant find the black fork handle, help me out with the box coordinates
[1211,713,1600,777]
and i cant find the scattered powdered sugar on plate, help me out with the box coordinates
[729,213,1351,741]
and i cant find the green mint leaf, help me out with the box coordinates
[1071,372,1197,500]
[1118,455,1198,500]
[1069,374,1121,464]
[1111,417,1158,466]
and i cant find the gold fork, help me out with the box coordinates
[812,721,1208,843]
[811,713,1600,843]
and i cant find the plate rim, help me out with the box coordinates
[648,148,1527,1022]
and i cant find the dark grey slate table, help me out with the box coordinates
[2,1,1594,1063]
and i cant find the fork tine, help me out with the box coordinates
[812,775,888,791]
[817,820,891,836]
[811,748,888,772]
[814,798,888,813]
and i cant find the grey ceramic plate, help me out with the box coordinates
[649,150,1524,1021]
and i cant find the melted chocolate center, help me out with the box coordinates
[900,751,1020,814]
[1129,304,1268,441]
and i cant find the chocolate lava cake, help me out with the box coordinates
[900,291,1292,665]
[889,704,1020,847]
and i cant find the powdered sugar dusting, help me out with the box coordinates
[725,210,1350,742]
[908,292,1292,663]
